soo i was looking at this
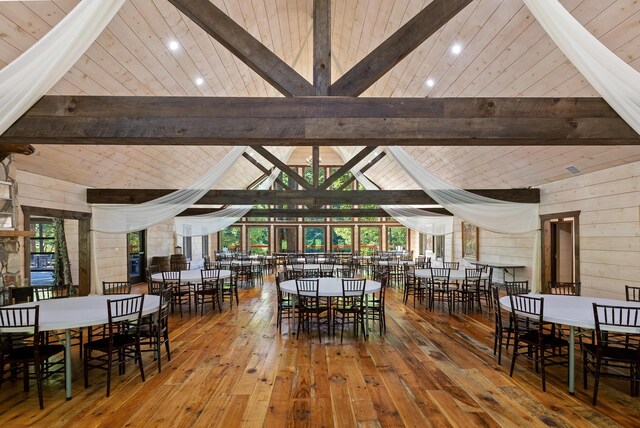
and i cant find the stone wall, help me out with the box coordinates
[0,156,22,303]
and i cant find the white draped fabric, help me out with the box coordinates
[0,0,125,135]
[334,147,454,236]
[524,0,640,136]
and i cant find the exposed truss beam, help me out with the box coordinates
[86,189,540,205]
[318,146,377,190]
[336,151,387,191]
[313,0,331,95]
[4,97,637,146]
[177,207,452,217]
[167,0,314,97]
[241,153,294,190]
[330,0,473,96]
[251,146,312,190]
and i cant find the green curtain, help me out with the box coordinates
[53,218,73,286]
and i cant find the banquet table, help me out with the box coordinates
[231,260,261,266]
[500,294,640,393]
[414,268,488,281]
[470,261,525,282]
[280,277,381,297]
[8,294,160,400]
[375,260,415,266]
[151,269,232,283]
[294,257,330,263]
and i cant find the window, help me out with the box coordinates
[359,226,381,256]
[248,226,269,255]
[219,226,242,252]
[357,183,380,221]
[387,226,408,251]
[304,167,325,221]
[331,227,352,253]
[29,220,56,285]
[275,227,297,252]
[331,168,352,221]
[304,226,325,253]
[182,235,192,261]
[202,235,209,257]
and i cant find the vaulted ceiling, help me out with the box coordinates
[2,0,640,191]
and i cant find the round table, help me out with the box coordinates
[151,269,232,283]
[499,294,640,393]
[9,294,160,400]
[375,260,415,266]
[231,260,261,266]
[414,268,488,281]
[280,277,381,296]
[285,264,322,271]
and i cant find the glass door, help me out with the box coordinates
[127,230,146,283]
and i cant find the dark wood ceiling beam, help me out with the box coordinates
[166,0,314,97]
[0,143,34,162]
[336,151,387,191]
[313,0,331,95]
[4,97,637,146]
[86,189,540,205]
[177,208,452,217]
[250,146,312,190]
[330,0,473,96]
[318,146,377,190]
[241,153,294,190]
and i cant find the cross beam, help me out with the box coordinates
[3,97,636,146]
[177,207,452,217]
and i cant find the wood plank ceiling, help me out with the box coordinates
[1,0,640,190]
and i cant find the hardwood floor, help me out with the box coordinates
[2,275,640,427]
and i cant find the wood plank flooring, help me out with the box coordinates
[2,276,640,427]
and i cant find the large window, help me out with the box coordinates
[29,221,55,285]
[248,226,269,255]
[387,226,408,251]
[331,168,352,221]
[182,235,192,261]
[275,227,297,252]
[304,226,325,253]
[219,226,242,252]
[331,227,352,253]
[359,226,381,256]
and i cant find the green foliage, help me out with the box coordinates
[53,219,72,286]
[248,226,269,255]
[359,227,380,256]
[304,227,325,253]
[331,227,352,253]
[388,227,408,250]
[220,226,241,251]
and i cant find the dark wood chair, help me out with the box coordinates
[33,284,70,301]
[403,266,426,308]
[625,285,640,302]
[490,285,513,365]
[548,281,581,296]
[505,280,530,295]
[196,269,222,315]
[332,279,367,343]
[221,266,240,308]
[295,278,328,342]
[0,305,65,409]
[454,268,483,313]
[428,267,453,313]
[365,275,388,336]
[10,287,34,304]
[140,288,172,373]
[319,263,335,277]
[162,271,191,316]
[84,295,145,397]
[102,281,132,295]
[584,303,640,405]
[443,261,460,270]
[275,272,295,334]
[508,294,569,391]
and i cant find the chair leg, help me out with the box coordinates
[593,357,602,405]
[137,343,145,382]
[34,359,44,410]
[106,352,113,397]
[509,338,519,377]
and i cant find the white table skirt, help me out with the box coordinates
[280,278,381,297]
[152,269,232,283]
[414,268,488,282]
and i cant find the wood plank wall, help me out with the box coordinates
[540,160,640,299]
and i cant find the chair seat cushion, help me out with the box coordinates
[5,344,65,362]
[583,343,640,362]
[86,333,137,351]
[519,330,568,348]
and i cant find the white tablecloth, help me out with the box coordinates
[414,268,488,281]
[151,269,232,283]
[280,278,381,297]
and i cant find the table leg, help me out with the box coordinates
[65,329,72,400]
[569,326,575,394]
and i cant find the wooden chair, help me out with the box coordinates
[162,271,190,317]
[584,303,640,405]
[332,279,367,343]
[221,266,240,308]
[443,261,460,270]
[146,268,163,296]
[548,281,581,296]
[33,284,70,301]
[302,268,320,278]
[140,288,172,373]
[365,275,388,335]
[196,269,222,315]
[505,280,530,295]
[403,266,426,308]
[10,287,34,304]
[275,272,295,334]
[295,278,328,342]
[84,295,145,397]
[428,268,453,313]
[454,268,483,313]
[319,263,335,278]
[508,294,569,392]
[490,285,512,365]
[102,281,132,295]
[625,285,640,302]
[0,306,65,409]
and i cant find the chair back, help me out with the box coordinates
[106,295,144,338]
[548,281,581,296]
[509,294,544,327]
[148,265,160,274]
[0,305,39,336]
[505,280,530,295]
[625,285,640,302]
[161,271,180,289]
[443,261,459,270]
[33,284,70,301]
[158,288,172,325]
[201,269,221,291]
[103,281,132,295]
[341,278,366,306]
[295,278,319,297]
[491,285,504,330]
[592,303,640,350]
[430,267,451,283]
[10,287,34,304]
[302,268,320,278]
[171,262,190,271]
[320,263,335,277]
[464,268,483,286]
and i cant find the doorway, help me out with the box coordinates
[275,227,297,253]
[127,230,146,284]
[541,211,580,292]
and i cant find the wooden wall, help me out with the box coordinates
[539,160,640,299]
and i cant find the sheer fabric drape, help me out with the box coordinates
[0,0,125,134]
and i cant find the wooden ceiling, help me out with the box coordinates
[2,0,640,190]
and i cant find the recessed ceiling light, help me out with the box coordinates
[168,40,179,51]
[451,44,462,54]
[426,79,435,87]
[195,77,204,86]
